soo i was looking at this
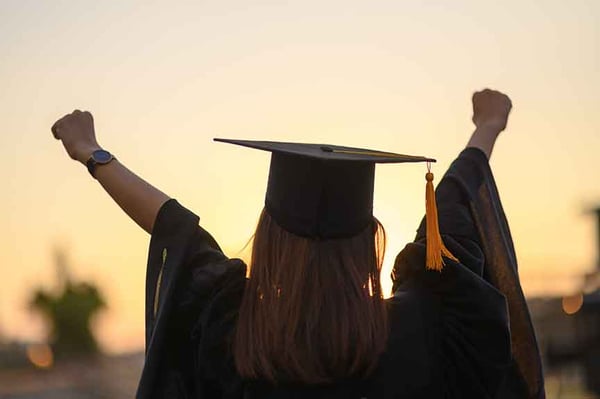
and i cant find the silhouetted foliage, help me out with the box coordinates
[29,248,105,358]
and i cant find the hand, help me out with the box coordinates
[471,89,512,133]
[51,110,102,164]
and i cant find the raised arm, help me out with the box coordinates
[409,89,514,267]
[51,110,169,234]
[467,88,512,159]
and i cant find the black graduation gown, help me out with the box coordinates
[135,147,545,399]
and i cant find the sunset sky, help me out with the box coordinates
[1,0,599,353]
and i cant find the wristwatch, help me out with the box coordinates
[86,149,115,178]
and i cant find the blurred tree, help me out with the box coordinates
[29,247,105,357]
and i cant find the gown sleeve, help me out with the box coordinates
[440,148,545,399]
[390,148,528,398]
[136,199,246,399]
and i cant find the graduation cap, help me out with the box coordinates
[215,139,457,271]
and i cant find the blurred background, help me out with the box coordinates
[1,0,599,397]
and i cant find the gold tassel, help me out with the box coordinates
[425,164,458,271]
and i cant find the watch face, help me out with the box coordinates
[93,150,112,163]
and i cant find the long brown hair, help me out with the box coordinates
[233,208,388,384]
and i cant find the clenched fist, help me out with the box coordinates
[51,110,101,163]
[472,89,512,133]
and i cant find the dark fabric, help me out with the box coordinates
[137,200,199,399]
[266,153,375,238]
[216,138,432,239]
[435,148,546,399]
[383,174,512,398]
[136,147,543,398]
[136,199,246,399]
[214,139,435,163]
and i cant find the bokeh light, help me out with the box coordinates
[562,293,584,315]
[26,343,54,369]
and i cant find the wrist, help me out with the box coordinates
[76,145,103,164]
[467,126,500,160]
[474,120,505,134]
[85,149,116,179]
[472,124,502,140]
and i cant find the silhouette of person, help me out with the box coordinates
[51,89,544,398]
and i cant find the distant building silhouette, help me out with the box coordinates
[529,206,600,396]
[579,208,600,394]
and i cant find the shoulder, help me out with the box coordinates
[151,199,201,241]
[387,242,511,396]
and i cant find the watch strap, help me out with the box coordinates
[86,150,116,179]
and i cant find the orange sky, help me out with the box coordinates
[1,0,599,353]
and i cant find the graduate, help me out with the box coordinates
[51,88,545,398]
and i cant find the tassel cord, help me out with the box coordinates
[425,165,458,271]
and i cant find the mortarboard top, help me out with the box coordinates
[214,138,435,240]
[214,139,436,164]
